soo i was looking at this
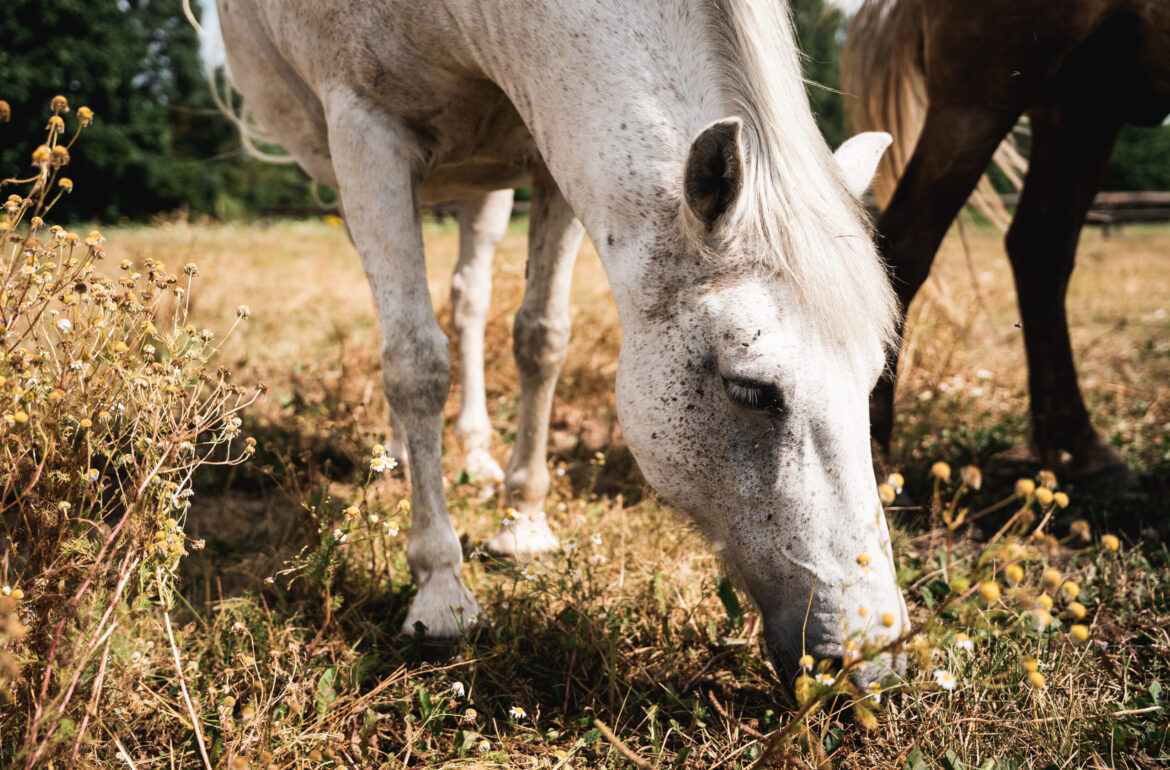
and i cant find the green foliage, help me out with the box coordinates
[790,0,849,148]
[1105,124,1170,191]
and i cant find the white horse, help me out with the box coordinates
[218,0,908,685]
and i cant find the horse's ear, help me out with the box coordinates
[834,131,892,198]
[684,118,744,230]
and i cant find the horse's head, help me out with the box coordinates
[615,119,907,689]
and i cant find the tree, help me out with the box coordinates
[0,0,237,220]
[790,0,849,149]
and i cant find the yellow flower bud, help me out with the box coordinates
[1036,593,1054,610]
[881,612,896,628]
[1060,581,1080,601]
[978,581,1001,603]
[1020,655,1039,673]
[1035,487,1054,506]
[1101,534,1120,552]
[1054,492,1070,509]
[931,461,951,482]
[1041,568,1062,590]
[1027,671,1046,690]
[1066,601,1087,620]
[1004,563,1024,585]
[51,95,69,113]
[1015,478,1036,497]
[1069,624,1090,644]
[856,552,871,566]
[877,483,896,505]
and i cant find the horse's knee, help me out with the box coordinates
[382,328,451,416]
[512,309,570,381]
[451,269,491,334]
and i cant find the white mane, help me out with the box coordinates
[703,0,899,359]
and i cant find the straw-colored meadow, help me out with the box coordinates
[3,185,1169,765]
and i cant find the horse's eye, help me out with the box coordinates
[722,377,786,418]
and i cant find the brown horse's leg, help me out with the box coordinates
[1004,97,1130,481]
[870,105,1022,459]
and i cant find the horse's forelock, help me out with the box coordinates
[700,0,900,363]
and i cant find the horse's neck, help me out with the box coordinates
[463,0,724,301]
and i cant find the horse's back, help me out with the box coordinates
[218,0,537,198]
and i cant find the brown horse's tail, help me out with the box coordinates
[842,0,1026,228]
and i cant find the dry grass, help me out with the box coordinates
[4,215,1168,767]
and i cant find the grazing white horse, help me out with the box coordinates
[218,0,908,685]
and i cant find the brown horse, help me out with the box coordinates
[843,0,1170,483]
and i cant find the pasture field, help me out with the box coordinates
[3,215,1169,768]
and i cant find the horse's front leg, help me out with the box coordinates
[451,190,514,493]
[326,90,477,637]
[486,166,585,559]
[1005,96,1133,484]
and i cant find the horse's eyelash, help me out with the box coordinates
[724,379,762,406]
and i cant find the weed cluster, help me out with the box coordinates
[0,97,260,765]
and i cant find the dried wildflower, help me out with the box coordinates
[1038,470,1058,489]
[1054,492,1071,510]
[960,465,982,490]
[31,145,51,165]
[1015,478,1036,497]
[0,101,10,122]
[1041,567,1062,590]
[77,106,94,126]
[451,681,466,698]
[183,262,199,277]
[46,115,65,134]
[799,654,815,671]
[1034,487,1054,506]
[85,231,104,246]
[1101,534,1121,552]
[50,146,69,167]
[1032,609,1053,631]
[235,304,251,319]
[931,461,951,482]
[50,95,69,113]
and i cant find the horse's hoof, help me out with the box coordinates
[484,515,559,560]
[401,573,480,639]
